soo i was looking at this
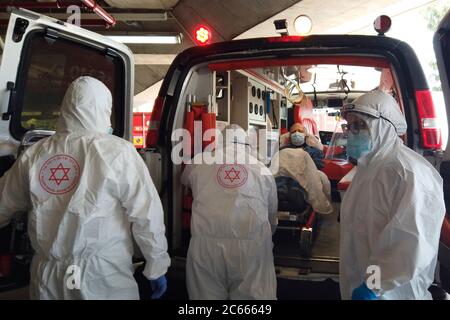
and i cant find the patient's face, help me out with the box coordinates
[290,124,306,134]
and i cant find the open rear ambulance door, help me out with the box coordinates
[433,9,450,292]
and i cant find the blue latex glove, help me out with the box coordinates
[150,275,167,299]
[351,282,377,300]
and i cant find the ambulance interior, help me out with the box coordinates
[172,57,400,275]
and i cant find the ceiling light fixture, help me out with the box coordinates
[107,34,182,44]
[294,15,312,36]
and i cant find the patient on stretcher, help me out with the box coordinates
[279,123,324,169]
[270,134,333,215]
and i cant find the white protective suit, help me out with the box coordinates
[181,127,278,299]
[0,76,170,299]
[270,148,333,214]
[339,90,446,300]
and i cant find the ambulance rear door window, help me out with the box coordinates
[10,31,125,139]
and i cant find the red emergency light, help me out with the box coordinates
[374,15,392,35]
[194,25,211,46]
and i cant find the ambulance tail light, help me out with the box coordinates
[416,89,442,149]
[146,96,165,148]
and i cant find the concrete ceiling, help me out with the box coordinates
[1,0,435,96]
[104,0,179,10]
[130,0,302,93]
[235,0,436,38]
[172,0,300,42]
[134,64,171,94]
[1,0,303,94]
[132,0,302,92]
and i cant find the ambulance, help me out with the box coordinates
[0,7,449,297]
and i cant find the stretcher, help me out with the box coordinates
[273,176,319,257]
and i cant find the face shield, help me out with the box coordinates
[329,90,408,164]
[325,112,373,163]
[324,115,348,161]
[343,113,373,161]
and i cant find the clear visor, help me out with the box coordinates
[342,113,370,135]
[324,113,371,161]
[324,117,348,160]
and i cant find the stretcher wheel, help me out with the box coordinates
[299,227,313,257]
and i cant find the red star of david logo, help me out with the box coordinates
[48,163,71,186]
[224,167,241,183]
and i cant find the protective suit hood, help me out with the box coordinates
[57,76,112,134]
[221,124,250,146]
[343,90,407,165]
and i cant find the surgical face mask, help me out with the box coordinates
[107,127,114,135]
[290,132,305,146]
[347,130,372,160]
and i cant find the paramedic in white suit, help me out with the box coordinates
[0,76,170,300]
[181,124,278,299]
[339,90,445,300]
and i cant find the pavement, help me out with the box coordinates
[0,269,341,300]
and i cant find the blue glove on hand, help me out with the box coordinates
[351,282,377,300]
[150,275,167,299]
